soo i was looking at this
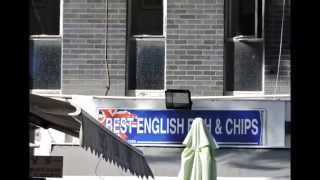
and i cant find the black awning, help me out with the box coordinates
[76,110,154,178]
[29,93,154,178]
[30,93,81,137]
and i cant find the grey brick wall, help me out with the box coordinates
[264,0,291,94]
[105,0,127,96]
[166,0,224,96]
[62,0,126,96]
[61,0,289,97]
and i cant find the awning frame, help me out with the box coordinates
[29,93,154,179]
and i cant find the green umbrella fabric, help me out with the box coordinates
[178,117,219,180]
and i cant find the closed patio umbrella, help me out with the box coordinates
[178,117,219,180]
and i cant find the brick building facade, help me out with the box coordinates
[30,0,290,97]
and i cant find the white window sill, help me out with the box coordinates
[224,91,264,96]
[30,89,62,95]
[127,90,165,97]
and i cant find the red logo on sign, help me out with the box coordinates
[98,109,137,140]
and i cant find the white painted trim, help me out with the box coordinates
[32,92,290,101]
[97,94,165,100]
[60,0,63,36]
[163,0,167,37]
[52,143,81,146]
[192,94,290,100]
[31,89,62,94]
[30,92,72,99]
[262,0,266,93]
[29,143,40,148]
[132,144,288,149]
[60,0,64,93]
[255,0,258,37]
[34,128,67,156]
[51,143,288,149]
[47,176,281,180]
[132,35,165,38]
[163,0,167,91]
[224,91,264,96]
[30,35,62,39]
[60,37,64,94]
[127,89,165,97]
[130,36,165,40]
[261,108,267,146]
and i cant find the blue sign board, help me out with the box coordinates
[97,109,264,145]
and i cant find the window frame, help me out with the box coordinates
[141,0,162,10]
[126,0,167,97]
[30,0,63,37]
[224,0,266,96]
[226,0,263,39]
[29,0,63,93]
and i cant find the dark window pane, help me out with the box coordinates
[128,38,165,90]
[238,0,255,36]
[227,0,260,37]
[233,41,263,91]
[225,40,263,91]
[29,0,60,35]
[131,0,163,35]
[30,38,61,89]
[142,0,162,7]
[257,0,263,38]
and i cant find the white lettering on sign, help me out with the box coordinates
[152,117,160,134]
[137,117,144,134]
[206,119,212,133]
[102,116,260,136]
[251,119,259,135]
[120,118,127,133]
[169,118,177,134]
[105,118,112,131]
[144,118,152,133]
[140,117,186,134]
[97,109,263,145]
[113,118,120,134]
[225,118,259,135]
[160,118,167,134]
[226,118,233,135]
[177,118,184,134]
[127,118,134,133]
[234,119,241,135]
[244,118,251,135]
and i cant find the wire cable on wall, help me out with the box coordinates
[95,1,109,179]
[104,0,111,96]
[94,156,104,180]
[273,0,286,95]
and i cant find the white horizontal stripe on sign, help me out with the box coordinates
[46,176,282,180]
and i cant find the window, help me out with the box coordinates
[224,0,264,95]
[131,0,163,35]
[127,0,166,96]
[29,0,61,91]
[30,0,60,35]
[226,0,262,38]
[141,0,162,9]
